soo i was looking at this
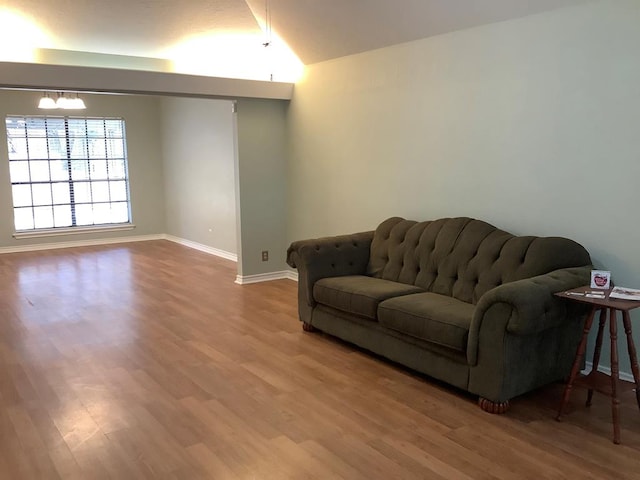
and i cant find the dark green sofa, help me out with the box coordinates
[286,216,592,412]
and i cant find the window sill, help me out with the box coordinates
[13,224,136,240]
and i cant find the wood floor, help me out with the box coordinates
[0,241,639,479]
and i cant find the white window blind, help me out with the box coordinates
[5,115,131,231]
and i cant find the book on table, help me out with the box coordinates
[609,286,640,301]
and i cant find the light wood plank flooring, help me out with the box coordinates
[0,240,639,479]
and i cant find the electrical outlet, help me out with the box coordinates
[261,250,269,262]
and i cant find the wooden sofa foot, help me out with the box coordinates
[478,397,510,414]
[302,322,317,332]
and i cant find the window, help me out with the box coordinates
[5,115,131,232]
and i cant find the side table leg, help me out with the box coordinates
[557,306,597,421]
[587,308,607,407]
[622,311,640,410]
[610,308,621,444]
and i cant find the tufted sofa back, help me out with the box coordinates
[368,217,591,305]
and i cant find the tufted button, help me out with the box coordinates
[335,243,341,248]
[348,262,354,266]
[315,245,320,251]
[353,242,358,247]
[331,263,336,268]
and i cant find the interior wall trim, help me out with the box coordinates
[0,234,163,254]
[0,233,298,285]
[235,271,296,285]
[583,361,634,383]
[285,270,298,282]
[164,235,238,262]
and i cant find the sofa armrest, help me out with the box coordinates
[287,231,374,308]
[467,265,591,365]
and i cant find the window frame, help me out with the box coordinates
[5,114,134,237]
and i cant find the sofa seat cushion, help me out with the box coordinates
[313,276,424,320]
[378,293,474,353]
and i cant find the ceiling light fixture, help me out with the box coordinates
[56,93,86,110]
[37,92,57,109]
[38,92,86,110]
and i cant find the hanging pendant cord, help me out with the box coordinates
[263,0,272,47]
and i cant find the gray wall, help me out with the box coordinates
[287,0,640,372]
[160,97,237,254]
[0,89,288,279]
[0,90,166,247]
[236,98,288,277]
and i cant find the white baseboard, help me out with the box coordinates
[0,233,238,263]
[0,234,164,254]
[163,235,237,262]
[285,270,298,282]
[583,361,635,383]
[235,271,294,285]
[1,233,297,286]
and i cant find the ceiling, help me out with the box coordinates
[2,0,593,77]
[251,0,593,65]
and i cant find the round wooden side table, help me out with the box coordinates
[555,286,640,444]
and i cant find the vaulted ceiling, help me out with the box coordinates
[1,0,593,80]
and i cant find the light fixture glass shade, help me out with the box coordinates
[56,95,70,109]
[56,95,86,110]
[38,95,57,109]
[68,97,87,109]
